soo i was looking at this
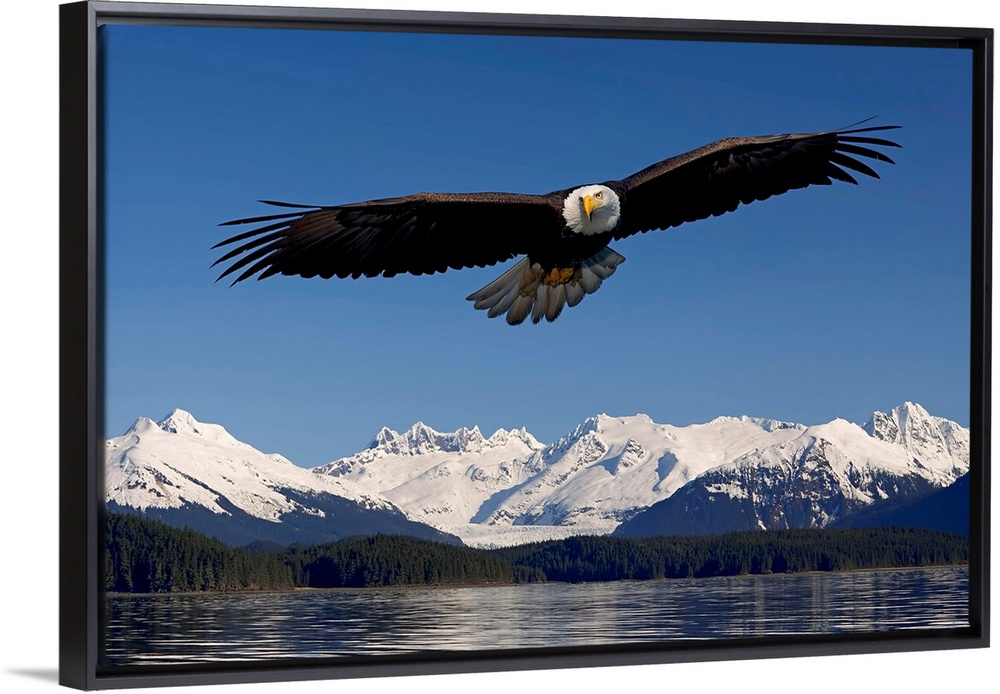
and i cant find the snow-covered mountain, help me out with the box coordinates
[312,422,545,529]
[314,414,810,537]
[106,403,970,549]
[105,409,457,546]
[863,402,970,472]
[314,403,969,546]
[465,413,806,532]
[615,404,969,538]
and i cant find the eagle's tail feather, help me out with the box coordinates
[466,248,625,325]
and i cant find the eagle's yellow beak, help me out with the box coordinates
[583,194,596,220]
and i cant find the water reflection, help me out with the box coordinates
[103,566,969,666]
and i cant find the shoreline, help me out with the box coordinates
[104,561,970,598]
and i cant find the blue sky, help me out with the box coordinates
[101,23,973,466]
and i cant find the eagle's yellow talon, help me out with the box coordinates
[542,267,575,286]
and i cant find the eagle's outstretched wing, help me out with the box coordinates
[213,191,563,284]
[611,124,900,239]
[214,122,900,325]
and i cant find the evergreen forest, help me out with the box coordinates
[105,512,295,593]
[105,511,970,594]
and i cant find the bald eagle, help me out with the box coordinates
[214,123,899,325]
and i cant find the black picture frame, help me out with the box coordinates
[59,1,992,690]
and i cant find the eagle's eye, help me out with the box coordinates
[595,191,604,199]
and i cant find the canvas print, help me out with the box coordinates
[99,19,974,669]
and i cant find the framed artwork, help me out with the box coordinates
[60,1,991,689]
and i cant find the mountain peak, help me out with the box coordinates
[364,421,538,457]
[894,401,931,421]
[572,413,654,436]
[152,408,246,448]
[403,421,438,449]
[368,426,399,449]
[124,416,159,436]
[158,408,201,434]
[863,402,934,443]
[703,414,803,433]
[454,425,486,450]
[486,426,542,450]
[863,402,969,473]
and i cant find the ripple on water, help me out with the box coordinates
[102,566,970,666]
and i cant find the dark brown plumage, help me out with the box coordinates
[214,123,900,324]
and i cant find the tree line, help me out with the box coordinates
[105,511,969,593]
[105,512,295,593]
[493,528,970,582]
[283,534,515,587]
[105,512,514,593]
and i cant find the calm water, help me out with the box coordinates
[103,566,969,666]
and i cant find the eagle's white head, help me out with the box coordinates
[562,184,621,236]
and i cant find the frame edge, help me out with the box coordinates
[60,1,100,690]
